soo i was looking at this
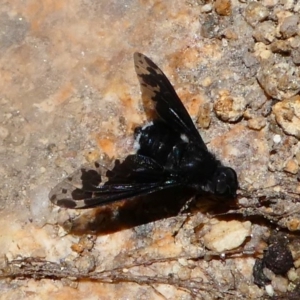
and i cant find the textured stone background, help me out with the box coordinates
[1,0,300,299]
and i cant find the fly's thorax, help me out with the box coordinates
[178,145,220,182]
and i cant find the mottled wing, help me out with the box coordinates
[134,52,207,150]
[49,155,180,209]
[49,162,104,208]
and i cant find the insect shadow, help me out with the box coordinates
[62,186,236,236]
[63,186,194,235]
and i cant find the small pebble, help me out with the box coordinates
[270,40,291,54]
[197,103,211,129]
[245,2,269,27]
[280,15,299,39]
[287,218,300,231]
[253,42,272,60]
[284,159,299,174]
[273,95,300,138]
[265,284,274,297]
[271,276,289,293]
[253,21,276,44]
[247,117,266,130]
[243,52,259,68]
[290,36,300,48]
[258,62,300,100]
[214,0,231,16]
[273,134,282,144]
[75,254,96,274]
[262,0,278,7]
[292,48,300,65]
[281,0,295,10]
[201,4,212,13]
[214,90,246,122]
[203,220,252,252]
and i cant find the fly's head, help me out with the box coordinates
[209,166,238,198]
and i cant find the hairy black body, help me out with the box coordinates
[49,53,238,209]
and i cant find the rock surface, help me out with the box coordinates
[1,1,300,299]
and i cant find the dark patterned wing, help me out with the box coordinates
[134,52,207,150]
[49,155,180,209]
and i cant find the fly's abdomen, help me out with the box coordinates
[134,121,181,165]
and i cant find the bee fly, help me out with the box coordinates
[49,53,238,209]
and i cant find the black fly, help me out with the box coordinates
[49,53,238,209]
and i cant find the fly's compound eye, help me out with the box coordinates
[215,172,228,195]
[212,167,238,198]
